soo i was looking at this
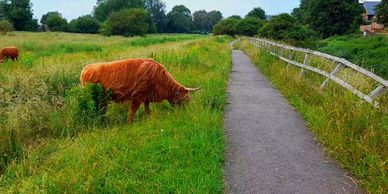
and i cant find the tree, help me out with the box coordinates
[298,0,364,37]
[0,0,10,19]
[6,0,35,31]
[246,7,266,20]
[172,5,191,17]
[258,13,316,47]
[93,0,144,21]
[41,12,67,32]
[40,11,58,30]
[0,19,13,34]
[193,10,223,33]
[24,18,38,31]
[67,19,78,33]
[166,5,192,33]
[193,10,207,32]
[68,15,100,34]
[375,0,388,26]
[228,15,242,20]
[207,10,223,32]
[212,18,239,36]
[144,0,167,32]
[235,17,264,36]
[101,8,151,36]
[291,7,303,21]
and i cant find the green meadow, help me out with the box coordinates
[0,32,231,193]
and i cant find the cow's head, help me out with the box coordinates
[169,87,201,107]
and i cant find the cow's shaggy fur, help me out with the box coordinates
[80,58,198,123]
[0,46,19,63]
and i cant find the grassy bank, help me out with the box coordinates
[241,38,387,193]
[317,34,388,79]
[0,32,231,193]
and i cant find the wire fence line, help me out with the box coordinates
[249,37,387,107]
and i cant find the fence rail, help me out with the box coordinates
[249,38,387,107]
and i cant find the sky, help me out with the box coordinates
[31,0,301,21]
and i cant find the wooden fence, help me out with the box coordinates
[249,37,387,107]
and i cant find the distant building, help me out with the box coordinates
[360,0,381,22]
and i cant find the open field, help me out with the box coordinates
[317,34,388,79]
[240,38,388,193]
[0,32,232,192]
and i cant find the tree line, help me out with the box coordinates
[213,0,387,47]
[0,0,223,36]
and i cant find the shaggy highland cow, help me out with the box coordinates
[0,46,19,63]
[80,58,200,123]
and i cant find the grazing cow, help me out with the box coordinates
[80,58,200,123]
[0,46,19,63]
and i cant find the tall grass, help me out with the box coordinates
[241,38,387,193]
[0,33,231,193]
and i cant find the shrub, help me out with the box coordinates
[101,8,151,37]
[235,17,264,36]
[212,18,239,36]
[258,14,317,47]
[246,7,266,20]
[67,15,100,34]
[43,12,68,32]
[65,83,112,127]
[0,19,14,35]
[298,0,364,37]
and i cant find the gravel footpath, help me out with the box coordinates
[223,49,363,194]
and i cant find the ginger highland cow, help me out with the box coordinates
[80,58,200,123]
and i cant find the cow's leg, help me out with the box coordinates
[144,101,151,115]
[128,100,141,124]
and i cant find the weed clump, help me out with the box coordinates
[65,83,112,128]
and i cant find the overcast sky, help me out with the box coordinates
[31,0,301,21]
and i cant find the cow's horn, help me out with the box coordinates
[186,87,201,92]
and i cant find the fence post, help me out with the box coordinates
[320,62,344,89]
[368,86,386,99]
[300,54,309,76]
[280,48,284,57]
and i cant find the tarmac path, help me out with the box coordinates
[223,49,363,194]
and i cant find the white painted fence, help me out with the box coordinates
[249,37,387,107]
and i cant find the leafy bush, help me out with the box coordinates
[40,11,68,32]
[0,19,14,35]
[375,0,388,26]
[246,7,266,20]
[235,17,264,36]
[67,15,100,34]
[65,83,112,126]
[212,18,239,36]
[101,8,151,37]
[166,5,193,33]
[258,13,317,47]
[297,0,364,37]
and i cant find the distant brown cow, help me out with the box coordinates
[80,58,200,123]
[0,46,19,63]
